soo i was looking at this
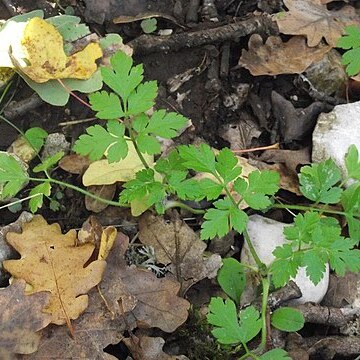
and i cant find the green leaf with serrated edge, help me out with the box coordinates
[329,238,360,276]
[238,306,262,343]
[101,51,143,102]
[73,121,128,162]
[178,144,216,173]
[24,127,48,153]
[136,133,161,155]
[342,47,360,76]
[0,152,28,199]
[167,173,204,200]
[88,91,124,119]
[271,307,304,332]
[217,258,246,305]
[29,182,51,213]
[155,150,188,174]
[345,145,360,180]
[337,25,360,50]
[215,148,241,185]
[201,198,248,240]
[342,183,360,213]
[299,159,342,203]
[303,249,327,285]
[132,113,148,133]
[144,110,188,139]
[259,349,291,360]
[284,212,321,245]
[127,81,158,115]
[198,178,223,200]
[33,151,64,173]
[99,33,123,50]
[270,252,302,288]
[347,215,360,244]
[234,170,280,210]
[207,297,243,345]
[119,168,165,207]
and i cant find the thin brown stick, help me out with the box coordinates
[232,143,280,154]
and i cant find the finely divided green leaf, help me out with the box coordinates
[259,349,291,360]
[201,198,248,240]
[345,145,360,180]
[215,148,241,185]
[33,151,64,173]
[127,81,158,116]
[88,91,124,119]
[29,182,51,213]
[0,153,28,199]
[178,144,216,174]
[73,121,128,162]
[234,170,279,210]
[299,159,342,203]
[101,51,143,102]
[271,307,304,332]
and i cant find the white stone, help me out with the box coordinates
[240,215,329,305]
[312,101,360,183]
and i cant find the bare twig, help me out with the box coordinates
[3,93,44,120]
[129,15,278,55]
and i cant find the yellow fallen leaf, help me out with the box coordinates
[98,227,117,260]
[18,17,102,83]
[83,142,153,186]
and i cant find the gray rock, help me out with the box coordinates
[240,215,329,305]
[313,101,360,182]
[0,212,33,286]
[41,133,70,160]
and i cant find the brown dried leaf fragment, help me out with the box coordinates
[275,0,360,47]
[85,184,116,213]
[0,279,51,358]
[21,287,135,360]
[138,212,222,290]
[99,233,190,332]
[3,215,106,326]
[123,335,189,360]
[239,35,331,76]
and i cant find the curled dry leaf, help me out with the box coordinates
[0,279,51,358]
[123,335,189,360]
[99,232,190,332]
[138,212,222,289]
[3,215,106,326]
[275,0,360,47]
[239,35,331,76]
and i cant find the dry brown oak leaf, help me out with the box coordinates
[239,35,331,76]
[138,212,222,290]
[275,0,360,47]
[3,215,106,326]
[99,231,190,332]
[18,286,136,360]
[0,279,51,359]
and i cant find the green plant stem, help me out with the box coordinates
[273,203,357,217]
[243,227,265,272]
[29,177,125,207]
[128,127,150,169]
[259,275,270,351]
[164,200,206,214]
[0,193,40,210]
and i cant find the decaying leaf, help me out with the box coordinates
[138,212,222,289]
[82,142,153,186]
[275,0,360,47]
[3,215,106,326]
[123,335,189,360]
[98,226,117,260]
[22,287,135,359]
[99,233,190,332]
[0,279,51,358]
[16,17,102,83]
[58,154,90,174]
[239,35,331,76]
[85,184,117,213]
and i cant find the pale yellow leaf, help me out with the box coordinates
[82,142,153,186]
[98,227,117,260]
